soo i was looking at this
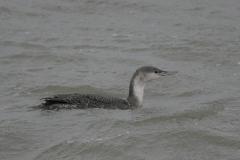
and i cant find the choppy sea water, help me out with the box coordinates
[1,0,240,159]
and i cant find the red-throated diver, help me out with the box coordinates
[37,66,178,110]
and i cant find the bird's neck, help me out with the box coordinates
[127,74,147,106]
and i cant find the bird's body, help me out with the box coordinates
[37,66,178,110]
[39,94,130,110]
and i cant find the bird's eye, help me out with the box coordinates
[154,70,158,74]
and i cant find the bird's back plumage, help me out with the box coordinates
[38,93,130,110]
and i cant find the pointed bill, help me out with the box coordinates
[159,71,178,76]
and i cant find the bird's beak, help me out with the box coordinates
[159,71,178,76]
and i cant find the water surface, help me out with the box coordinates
[1,0,240,159]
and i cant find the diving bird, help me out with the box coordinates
[37,66,178,110]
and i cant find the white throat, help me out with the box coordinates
[133,79,147,105]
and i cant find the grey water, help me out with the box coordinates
[1,0,240,159]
